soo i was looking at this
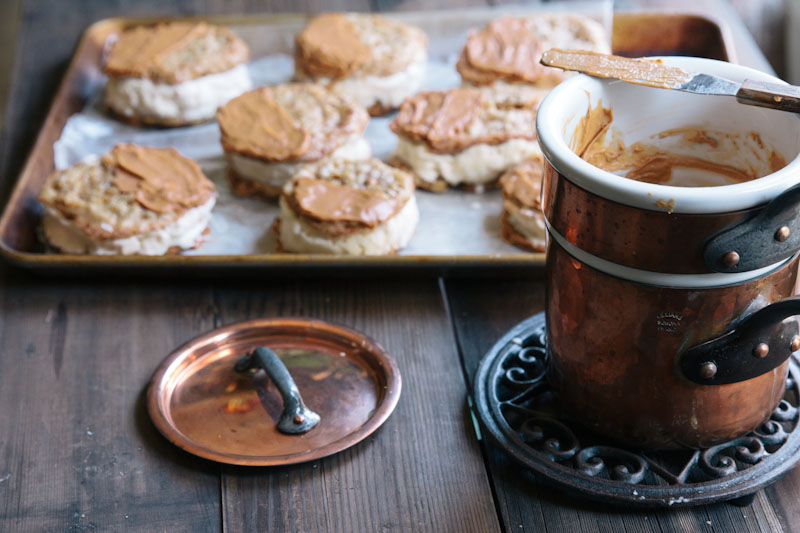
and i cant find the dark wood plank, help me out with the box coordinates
[0,277,221,531]
[214,278,501,533]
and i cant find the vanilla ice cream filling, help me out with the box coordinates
[279,195,418,255]
[229,136,371,188]
[394,137,542,186]
[505,202,546,250]
[42,197,216,255]
[105,64,252,123]
[305,56,426,111]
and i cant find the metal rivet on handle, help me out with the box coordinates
[722,251,740,268]
[294,414,305,424]
[776,226,791,242]
[792,336,800,352]
[753,343,770,359]
[700,362,718,379]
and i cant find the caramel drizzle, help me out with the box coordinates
[106,23,207,78]
[105,144,215,214]
[293,177,398,226]
[217,88,310,161]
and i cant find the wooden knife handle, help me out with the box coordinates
[736,79,800,113]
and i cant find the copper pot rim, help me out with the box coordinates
[146,316,402,466]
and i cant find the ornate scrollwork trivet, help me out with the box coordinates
[473,313,800,507]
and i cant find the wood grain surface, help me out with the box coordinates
[0,0,797,532]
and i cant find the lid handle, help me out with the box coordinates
[235,347,321,434]
[679,297,800,385]
[704,183,800,273]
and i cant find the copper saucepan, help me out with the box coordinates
[536,56,800,449]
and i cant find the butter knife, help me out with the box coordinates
[540,49,800,114]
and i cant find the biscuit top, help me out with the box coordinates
[296,13,427,79]
[285,158,414,227]
[390,87,541,153]
[218,84,369,162]
[104,22,250,83]
[38,145,216,239]
[500,155,544,208]
[457,15,609,86]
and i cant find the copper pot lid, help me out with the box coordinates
[146,318,401,466]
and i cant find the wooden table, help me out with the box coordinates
[0,1,795,531]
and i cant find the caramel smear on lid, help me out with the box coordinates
[104,22,249,83]
[295,13,371,78]
[217,88,310,161]
[104,144,215,214]
[462,18,548,83]
[541,49,694,89]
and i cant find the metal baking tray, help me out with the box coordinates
[0,8,735,274]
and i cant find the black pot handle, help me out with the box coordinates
[704,183,800,273]
[680,297,800,385]
[235,346,321,434]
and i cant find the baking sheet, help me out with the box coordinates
[50,2,613,257]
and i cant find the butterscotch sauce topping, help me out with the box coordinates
[391,87,540,153]
[500,155,544,207]
[571,101,788,187]
[103,144,215,214]
[104,22,249,84]
[392,90,482,152]
[541,49,694,89]
[286,159,414,231]
[457,15,609,86]
[217,88,309,161]
[294,178,397,225]
[460,18,549,84]
[296,14,427,79]
[295,14,370,78]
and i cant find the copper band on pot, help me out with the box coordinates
[545,219,793,289]
[541,160,762,274]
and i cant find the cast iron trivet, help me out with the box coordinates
[473,313,800,507]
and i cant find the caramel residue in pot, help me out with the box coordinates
[770,150,787,172]
[104,22,249,83]
[572,100,787,186]
[570,97,613,158]
[658,128,719,148]
[293,177,398,226]
[103,144,215,214]
[541,49,694,89]
[600,149,759,185]
[458,17,549,84]
[217,88,310,161]
[295,13,371,78]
